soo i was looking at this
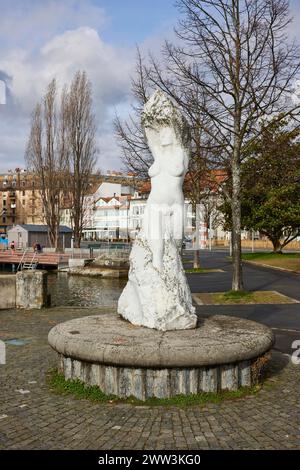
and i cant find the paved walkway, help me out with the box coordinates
[1,306,300,450]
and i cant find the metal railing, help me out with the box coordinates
[16,249,28,271]
[16,249,38,271]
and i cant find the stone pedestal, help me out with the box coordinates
[0,274,16,309]
[48,312,274,400]
[16,270,48,309]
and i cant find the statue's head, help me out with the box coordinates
[142,90,190,148]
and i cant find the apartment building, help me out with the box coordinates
[0,169,43,233]
[82,181,134,241]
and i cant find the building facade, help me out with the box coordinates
[0,169,44,234]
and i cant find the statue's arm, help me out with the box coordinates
[168,148,189,177]
[148,159,160,177]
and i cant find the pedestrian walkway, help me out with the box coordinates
[0,306,300,450]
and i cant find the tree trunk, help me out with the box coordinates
[231,147,243,291]
[54,226,60,253]
[73,218,81,248]
[271,238,282,253]
[193,249,200,269]
[193,202,201,269]
[74,234,81,249]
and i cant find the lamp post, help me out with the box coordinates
[126,198,129,243]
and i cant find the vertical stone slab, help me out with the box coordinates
[145,369,155,398]
[132,369,146,401]
[178,369,193,394]
[16,270,48,309]
[189,369,199,394]
[104,366,119,395]
[64,357,73,380]
[220,364,238,391]
[119,368,133,397]
[238,361,251,387]
[89,364,100,387]
[58,354,64,373]
[73,360,83,380]
[201,367,218,393]
[169,369,180,396]
[97,365,106,391]
[153,369,170,398]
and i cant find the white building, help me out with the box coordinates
[80,177,228,245]
[84,195,130,241]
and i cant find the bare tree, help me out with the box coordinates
[161,0,300,290]
[114,49,153,178]
[116,49,224,267]
[26,79,67,251]
[65,71,98,247]
[117,0,300,290]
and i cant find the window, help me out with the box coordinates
[22,190,25,196]
[3,200,6,206]
[2,217,6,223]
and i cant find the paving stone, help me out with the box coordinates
[0,307,299,449]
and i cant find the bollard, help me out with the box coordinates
[16,270,49,309]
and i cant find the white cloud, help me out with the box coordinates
[0,0,108,51]
[0,26,134,172]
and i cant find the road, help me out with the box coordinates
[185,249,300,356]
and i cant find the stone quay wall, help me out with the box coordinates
[0,274,16,309]
[0,271,48,309]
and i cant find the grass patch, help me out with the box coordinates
[193,290,298,305]
[242,252,300,261]
[242,252,300,273]
[220,290,253,301]
[47,369,261,407]
[185,267,222,273]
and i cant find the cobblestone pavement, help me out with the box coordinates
[1,307,300,450]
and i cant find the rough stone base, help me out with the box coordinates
[68,258,92,268]
[49,312,274,400]
[58,354,262,399]
[68,266,128,278]
[16,270,48,309]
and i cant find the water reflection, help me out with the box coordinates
[48,272,126,307]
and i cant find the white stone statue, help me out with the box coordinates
[118,90,197,331]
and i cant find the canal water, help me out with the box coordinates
[1,266,126,308]
[47,273,126,308]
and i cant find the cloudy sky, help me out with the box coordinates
[0,0,300,173]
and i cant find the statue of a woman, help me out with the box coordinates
[118,90,197,331]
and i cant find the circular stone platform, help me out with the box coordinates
[48,313,274,400]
